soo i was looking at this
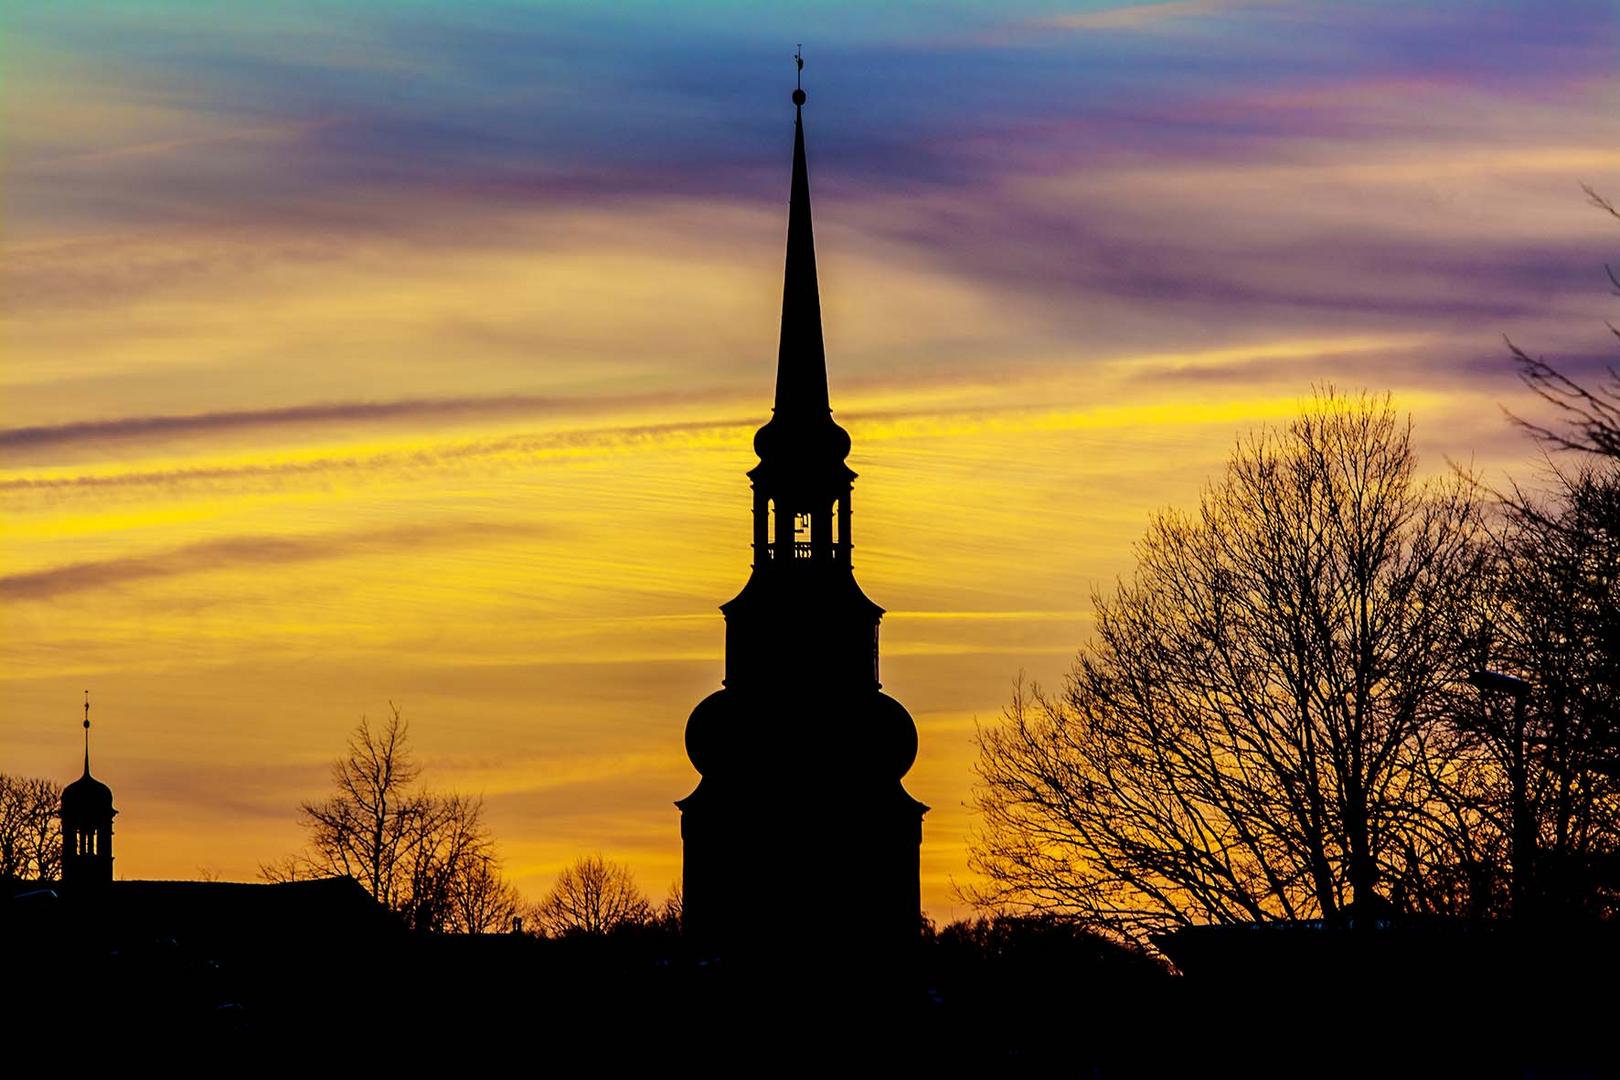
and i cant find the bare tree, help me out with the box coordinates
[969,390,1490,941]
[661,880,684,931]
[448,853,525,934]
[399,791,502,933]
[293,705,421,909]
[262,704,522,931]
[534,854,652,936]
[0,774,63,882]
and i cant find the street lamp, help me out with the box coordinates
[1466,668,1535,921]
[1465,669,1531,700]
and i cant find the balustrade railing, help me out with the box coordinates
[758,543,847,562]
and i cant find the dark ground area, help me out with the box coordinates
[4,883,1617,1074]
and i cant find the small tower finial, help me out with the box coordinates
[82,690,91,775]
[793,45,806,106]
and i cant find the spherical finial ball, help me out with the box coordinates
[83,719,90,729]
[792,88,806,106]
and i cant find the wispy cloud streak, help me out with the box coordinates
[0,390,717,456]
[1039,1,1273,31]
[1,521,538,600]
[0,416,762,495]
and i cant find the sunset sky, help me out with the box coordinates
[4,1,1618,918]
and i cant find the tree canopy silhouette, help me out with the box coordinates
[0,774,62,882]
[970,390,1491,938]
[533,854,653,937]
[262,704,520,933]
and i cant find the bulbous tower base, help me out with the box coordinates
[679,684,927,966]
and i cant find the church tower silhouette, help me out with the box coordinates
[679,69,927,966]
[61,693,116,886]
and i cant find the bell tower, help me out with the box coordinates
[678,61,927,968]
[61,693,116,886]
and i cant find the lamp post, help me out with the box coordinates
[1466,669,1535,920]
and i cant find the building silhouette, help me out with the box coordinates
[2,697,401,1037]
[61,694,115,885]
[678,75,927,967]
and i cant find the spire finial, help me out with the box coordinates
[82,690,91,775]
[771,47,828,418]
[793,46,806,106]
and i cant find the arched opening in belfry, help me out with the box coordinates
[794,511,812,557]
[830,500,840,547]
[766,499,776,548]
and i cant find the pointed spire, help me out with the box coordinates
[82,690,92,776]
[775,48,830,418]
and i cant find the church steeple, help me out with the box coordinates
[775,58,829,418]
[678,61,927,970]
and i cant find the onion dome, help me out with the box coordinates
[61,769,114,817]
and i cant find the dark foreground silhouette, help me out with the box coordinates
[5,877,1618,1074]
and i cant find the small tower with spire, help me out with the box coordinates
[61,692,116,886]
[678,58,927,969]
